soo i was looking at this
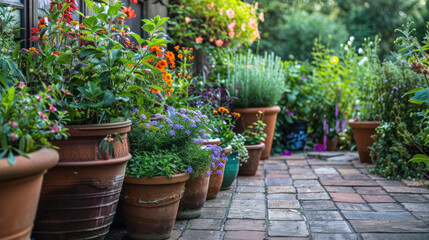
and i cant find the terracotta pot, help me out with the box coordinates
[0,148,59,240]
[239,142,265,176]
[232,106,281,160]
[201,138,221,146]
[318,137,339,151]
[176,173,210,220]
[220,151,239,190]
[121,173,189,240]
[348,121,380,163]
[206,146,232,200]
[33,121,132,240]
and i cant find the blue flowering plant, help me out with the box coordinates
[127,107,225,178]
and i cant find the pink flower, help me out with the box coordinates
[210,2,215,8]
[36,95,41,102]
[185,17,191,23]
[228,31,235,38]
[241,23,246,31]
[219,9,223,15]
[11,131,17,142]
[251,8,255,14]
[46,94,51,99]
[226,8,235,18]
[215,39,224,47]
[209,38,214,42]
[195,37,203,43]
[314,144,326,151]
[49,103,57,111]
[227,21,236,31]
[61,89,72,95]
[19,82,25,88]
[211,18,215,21]
[249,18,258,29]
[258,12,264,22]
[9,120,17,127]
[282,151,292,156]
[51,125,60,133]
[255,2,259,9]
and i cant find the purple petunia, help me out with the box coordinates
[169,130,176,136]
[187,167,193,173]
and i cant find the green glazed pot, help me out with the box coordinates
[220,151,239,190]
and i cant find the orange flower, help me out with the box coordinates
[174,45,180,51]
[150,45,162,53]
[166,80,172,87]
[144,57,154,63]
[170,62,176,69]
[155,60,168,70]
[188,56,195,60]
[186,76,191,79]
[177,53,183,59]
[165,51,175,62]
[231,112,241,118]
[166,92,171,97]
[165,73,172,82]
[190,48,194,51]
[213,110,218,114]
[121,7,136,18]
[218,107,229,114]
[178,72,183,76]
[149,87,160,93]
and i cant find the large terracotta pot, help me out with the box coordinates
[348,121,380,163]
[176,173,210,220]
[121,173,189,240]
[239,143,265,176]
[232,106,281,160]
[0,148,59,240]
[206,146,232,200]
[33,121,132,240]
[220,151,239,190]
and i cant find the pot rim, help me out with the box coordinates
[348,121,381,129]
[245,142,265,150]
[64,119,132,136]
[124,172,190,185]
[56,153,131,167]
[231,106,281,114]
[0,148,59,182]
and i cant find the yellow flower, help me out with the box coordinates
[213,110,218,114]
[29,47,36,52]
[72,20,79,26]
[330,56,339,64]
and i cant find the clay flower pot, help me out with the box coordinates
[33,121,132,240]
[318,137,339,151]
[232,106,281,160]
[206,146,232,200]
[121,173,189,240]
[239,142,265,176]
[220,151,240,190]
[176,173,210,220]
[0,148,59,240]
[348,121,380,163]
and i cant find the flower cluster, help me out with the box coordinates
[206,144,228,175]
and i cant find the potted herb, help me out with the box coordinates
[239,111,267,176]
[348,38,382,162]
[123,107,218,238]
[226,51,286,159]
[16,1,171,238]
[0,84,67,240]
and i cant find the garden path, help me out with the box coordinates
[107,152,429,240]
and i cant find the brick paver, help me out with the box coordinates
[106,151,429,239]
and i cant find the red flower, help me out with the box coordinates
[131,0,138,3]
[52,52,60,56]
[121,7,136,18]
[30,28,40,34]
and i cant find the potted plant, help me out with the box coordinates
[221,132,249,190]
[15,1,171,238]
[239,111,266,176]
[0,84,67,239]
[122,107,218,239]
[226,51,286,159]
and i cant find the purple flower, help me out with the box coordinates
[354,106,358,110]
[187,167,193,173]
[335,104,339,119]
[282,151,292,156]
[314,144,326,151]
[145,123,151,129]
[190,122,197,128]
[336,120,340,132]
[133,108,139,113]
[166,119,173,124]
[199,129,206,133]
[203,134,210,139]
[325,83,329,87]
[216,170,223,175]
[173,124,185,130]
[193,116,201,123]
[158,125,164,129]
[192,138,203,144]
[342,120,347,132]
[211,162,216,168]
[185,130,191,135]
[169,130,176,136]
[151,120,158,126]
[217,162,224,168]
[289,112,294,116]
[140,114,146,120]
[207,171,212,176]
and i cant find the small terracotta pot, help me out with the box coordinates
[33,121,131,240]
[318,137,339,151]
[121,173,189,240]
[176,174,210,220]
[0,148,59,240]
[348,121,380,163]
[239,142,265,176]
[232,106,281,160]
[206,146,232,200]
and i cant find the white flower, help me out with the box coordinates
[358,56,368,65]
[358,48,363,54]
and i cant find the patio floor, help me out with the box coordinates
[107,151,429,240]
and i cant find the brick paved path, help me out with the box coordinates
[108,151,429,240]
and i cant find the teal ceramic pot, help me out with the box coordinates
[220,151,239,190]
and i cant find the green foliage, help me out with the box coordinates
[231,133,249,164]
[243,111,267,145]
[259,8,349,61]
[129,107,214,178]
[226,51,286,108]
[0,84,68,165]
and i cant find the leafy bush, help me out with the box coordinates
[226,51,286,108]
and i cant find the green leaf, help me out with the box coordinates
[82,16,98,28]
[102,90,115,107]
[8,151,14,165]
[142,24,155,34]
[130,33,144,45]
[409,154,429,165]
[114,133,123,144]
[402,87,425,98]
[410,88,429,105]
[80,49,103,58]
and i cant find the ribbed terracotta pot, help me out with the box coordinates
[32,121,132,240]
[0,148,59,240]
[121,173,189,240]
[176,173,210,220]
[239,142,265,176]
[206,146,232,200]
[348,121,380,163]
[232,106,281,160]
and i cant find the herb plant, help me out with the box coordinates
[242,111,267,145]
